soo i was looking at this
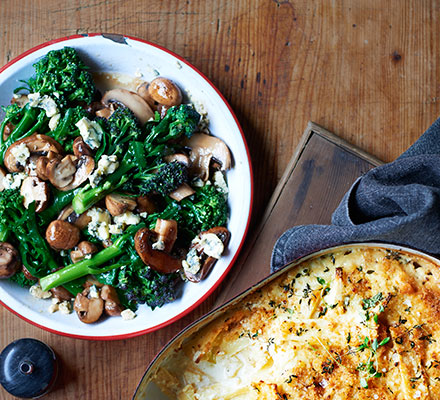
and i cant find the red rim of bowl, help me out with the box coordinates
[0,33,254,340]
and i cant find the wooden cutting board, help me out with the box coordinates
[215,121,382,306]
[0,122,382,400]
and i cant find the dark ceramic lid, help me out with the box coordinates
[0,338,58,399]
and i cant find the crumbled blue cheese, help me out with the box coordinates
[213,171,229,196]
[75,117,103,149]
[139,212,148,218]
[121,309,136,320]
[10,143,30,167]
[29,283,52,299]
[87,207,112,241]
[49,298,72,314]
[182,248,202,274]
[49,113,61,131]
[58,301,72,315]
[113,211,141,227]
[3,172,27,190]
[89,285,100,299]
[28,92,59,117]
[88,154,119,187]
[194,233,224,259]
[108,224,123,235]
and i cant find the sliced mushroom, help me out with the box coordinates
[47,155,94,191]
[73,287,104,324]
[136,196,156,214]
[70,241,98,263]
[105,193,137,217]
[46,155,76,189]
[72,137,94,157]
[50,286,73,301]
[4,134,63,173]
[182,133,232,181]
[101,88,154,125]
[62,155,94,191]
[0,242,21,278]
[154,219,178,253]
[134,228,182,274]
[169,183,195,202]
[184,226,230,283]
[58,205,92,230]
[100,285,123,316]
[20,176,50,212]
[45,220,80,251]
[35,151,62,181]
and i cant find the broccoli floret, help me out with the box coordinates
[23,47,96,106]
[127,161,188,196]
[145,104,201,146]
[119,266,181,310]
[96,106,143,158]
[180,184,228,233]
[0,189,57,278]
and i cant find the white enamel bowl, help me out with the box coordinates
[0,34,253,340]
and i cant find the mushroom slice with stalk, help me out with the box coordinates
[4,134,63,173]
[45,220,80,251]
[62,155,95,191]
[35,151,62,181]
[46,155,77,189]
[183,226,231,283]
[169,183,195,202]
[73,286,104,324]
[182,133,232,181]
[58,205,91,230]
[20,176,50,212]
[0,242,21,279]
[154,219,178,253]
[105,193,137,217]
[47,155,94,191]
[101,88,154,125]
[134,228,182,274]
[100,285,123,316]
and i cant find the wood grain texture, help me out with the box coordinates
[214,122,381,306]
[0,1,438,399]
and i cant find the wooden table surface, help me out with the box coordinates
[0,1,439,399]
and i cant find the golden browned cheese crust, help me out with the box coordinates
[154,247,440,399]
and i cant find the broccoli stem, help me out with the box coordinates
[0,107,44,163]
[39,223,144,291]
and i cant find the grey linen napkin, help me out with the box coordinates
[271,117,440,272]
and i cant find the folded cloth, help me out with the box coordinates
[271,117,440,272]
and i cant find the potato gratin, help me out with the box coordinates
[153,247,440,399]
